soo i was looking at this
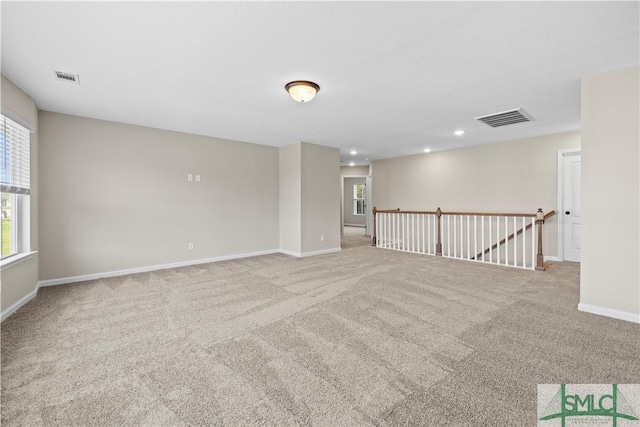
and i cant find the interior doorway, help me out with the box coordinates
[558,149,581,262]
[341,174,370,236]
[340,225,372,249]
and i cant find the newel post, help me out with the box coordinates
[372,207,377,246]
[436,207,443,256]
[535,208,545,271]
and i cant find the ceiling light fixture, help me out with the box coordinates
[423,148,432,153]
[285,80,320,103]
[349,162,355,166]
[350,150,357,155]
[454,130,465,136]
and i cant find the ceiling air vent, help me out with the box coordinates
[54,71,80,84]
[475,108,533,128]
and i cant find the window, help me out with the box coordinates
[353,183,365,215]
[1,114,31,260]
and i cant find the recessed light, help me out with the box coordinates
[423,148,431,153]
[349,162,355,166]
[454,130,465,136]
[350,150,357,155]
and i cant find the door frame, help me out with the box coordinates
[557,148,581,262]
[341,175,369,235]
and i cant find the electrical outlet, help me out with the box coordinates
[188,242,194,250]
[187,174,193,182]
[320,235,325,242]
[195,174,201,182]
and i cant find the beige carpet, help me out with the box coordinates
[2,241,639,426]
[340,226,370,250]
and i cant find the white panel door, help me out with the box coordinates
[563,153,581,262]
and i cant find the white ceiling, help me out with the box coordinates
[2,2,638,165]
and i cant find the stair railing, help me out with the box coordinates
[372,207,555,271]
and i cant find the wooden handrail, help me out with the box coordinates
[375,209,438,215]
[442,211,537,218]
[472,210,556,260]
[374,208,537,217]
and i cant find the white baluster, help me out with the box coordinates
[386,213,390,249]
[481,216,485,262]
[496,215,500,265]
[467,215,470,260]
[421,215,427,254]
[453,215,457,258]
[459,215,462,258]
[531,217,535,270]
[406,214,409,251]
[401,214,404,251]
[522,217,526,268]
[447,215,451,257]
[489,217,493,264]
[411,215,416,252]
[474,216,478,261]
[401,213,404,251]
[392,214,395,250]
[397,213,400,250]
[505,216,509,265]
[384,213,388,248]
[428,214,431,254]
[402,214,406,251]
[405,214,409,251]
[513,217,517,267]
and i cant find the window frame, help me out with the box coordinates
[1,192,19,258]
[0,114,32,268]
[353,183,366,216]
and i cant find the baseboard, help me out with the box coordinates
[544,256,560,262]
[344,224,365,228]
[1,284,39,322]
[279,247,342,258]
[578,303,640,324]
[38,249,281,287]
[279,249,302,257]
[301,247,341,257]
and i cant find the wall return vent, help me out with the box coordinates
[54,71,80,84]
[475,108,533,127]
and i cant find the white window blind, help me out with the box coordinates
[0,115,30,195]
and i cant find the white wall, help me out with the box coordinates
[301,142,341,254]
[340,166,369,177]
[371,131,581,257]
[580,64,640,322]
[1,75,39,314]
[279,143,301,254]
[38,112,280,281]
[279,142,341,256]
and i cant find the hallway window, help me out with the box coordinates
[353,184,365,215]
